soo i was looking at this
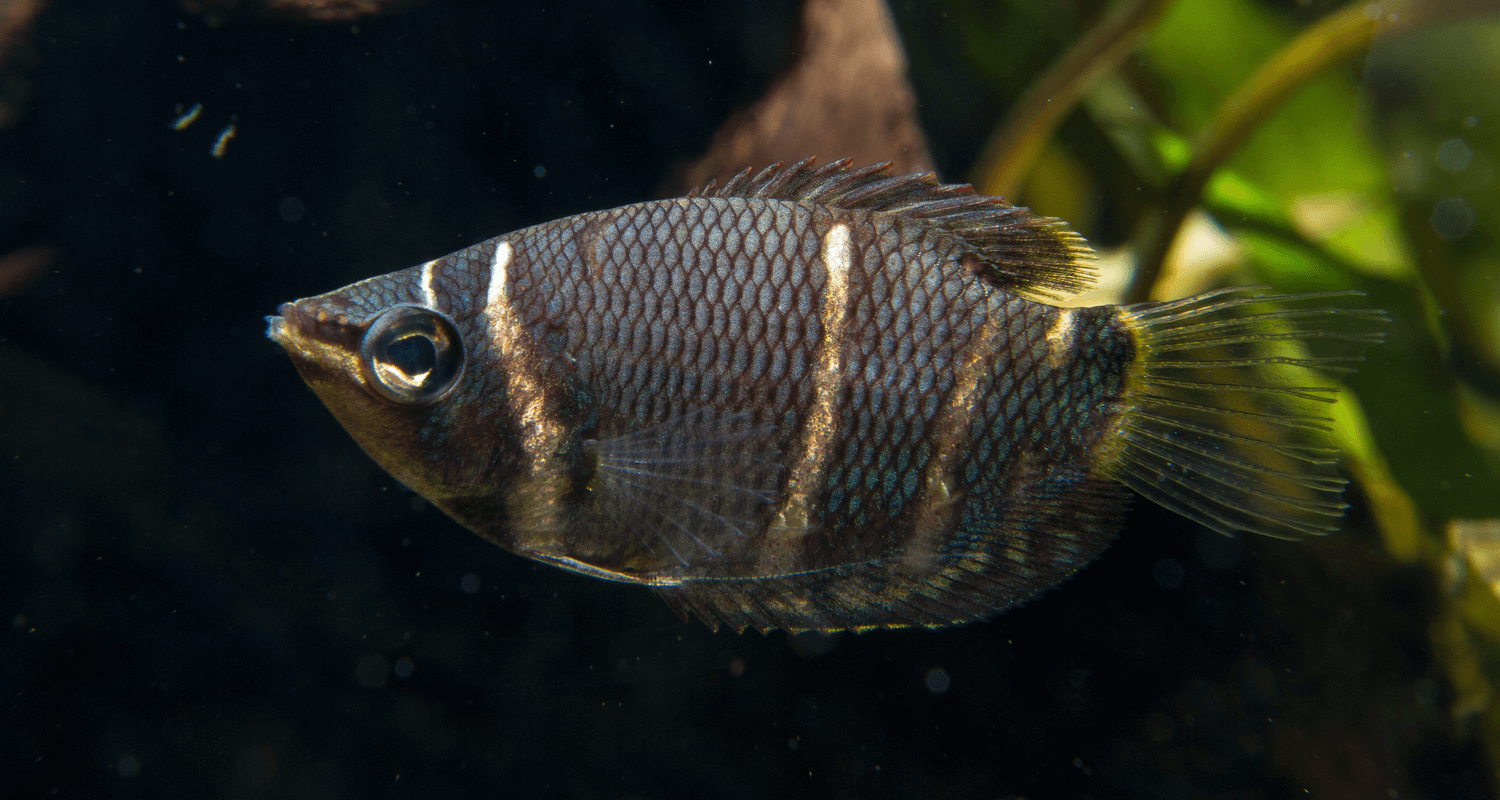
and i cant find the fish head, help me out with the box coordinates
[266,267,517,515]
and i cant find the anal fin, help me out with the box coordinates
[658,474,1130,635]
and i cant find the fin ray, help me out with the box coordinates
[1115,450,1344,519]
[1131,395,1335,430]
[1124,424,1346,486]
[657,475,1131,634]
[586,408,782,571]
[599,469,760,538]
[1104,288,1386,539]
[692,157,1095,298]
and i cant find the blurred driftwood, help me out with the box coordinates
[668,0,934,194]
[0,0,47,128]
[0,243,57,297]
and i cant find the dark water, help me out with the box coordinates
[1,1,1489,798]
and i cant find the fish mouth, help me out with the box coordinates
[265,300,362,349]
[264,303,293,344]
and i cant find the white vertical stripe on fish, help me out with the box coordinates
[1047,308,1076,368]
[766,222,854,546]
[420,258,440,310]
[483,239,569,537]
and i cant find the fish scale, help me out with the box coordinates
[567,202,815,426]
[269,157,1385,633]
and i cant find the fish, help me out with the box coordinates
[266,157,1385,634]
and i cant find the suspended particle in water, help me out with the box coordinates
[170,103,203,130]
[212,124,237,159]
[460,573,481,594]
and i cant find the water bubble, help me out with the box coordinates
[278,196,306,222]
[1430,197,1476,240]
[393,657,415,679]
[1437,139,1473,172]
[925,667,951,694]
[1153,558,1185,589]
[460,573,480,594]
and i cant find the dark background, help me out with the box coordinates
[1,1,1487,798]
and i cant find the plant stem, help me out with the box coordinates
[1127,1,1395,303]
[971,0,1175,201]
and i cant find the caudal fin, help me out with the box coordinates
[1102,287,1387,539]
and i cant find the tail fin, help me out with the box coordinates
[1102,288,1387,539]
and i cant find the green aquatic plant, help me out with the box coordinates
[961,0,1500,789]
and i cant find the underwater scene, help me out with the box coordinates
[3,0,1499,797]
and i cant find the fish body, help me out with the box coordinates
[268,158,1383,633]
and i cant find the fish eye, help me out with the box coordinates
[359,306,464,405]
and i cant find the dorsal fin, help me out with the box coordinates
[687,156,1095,298]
